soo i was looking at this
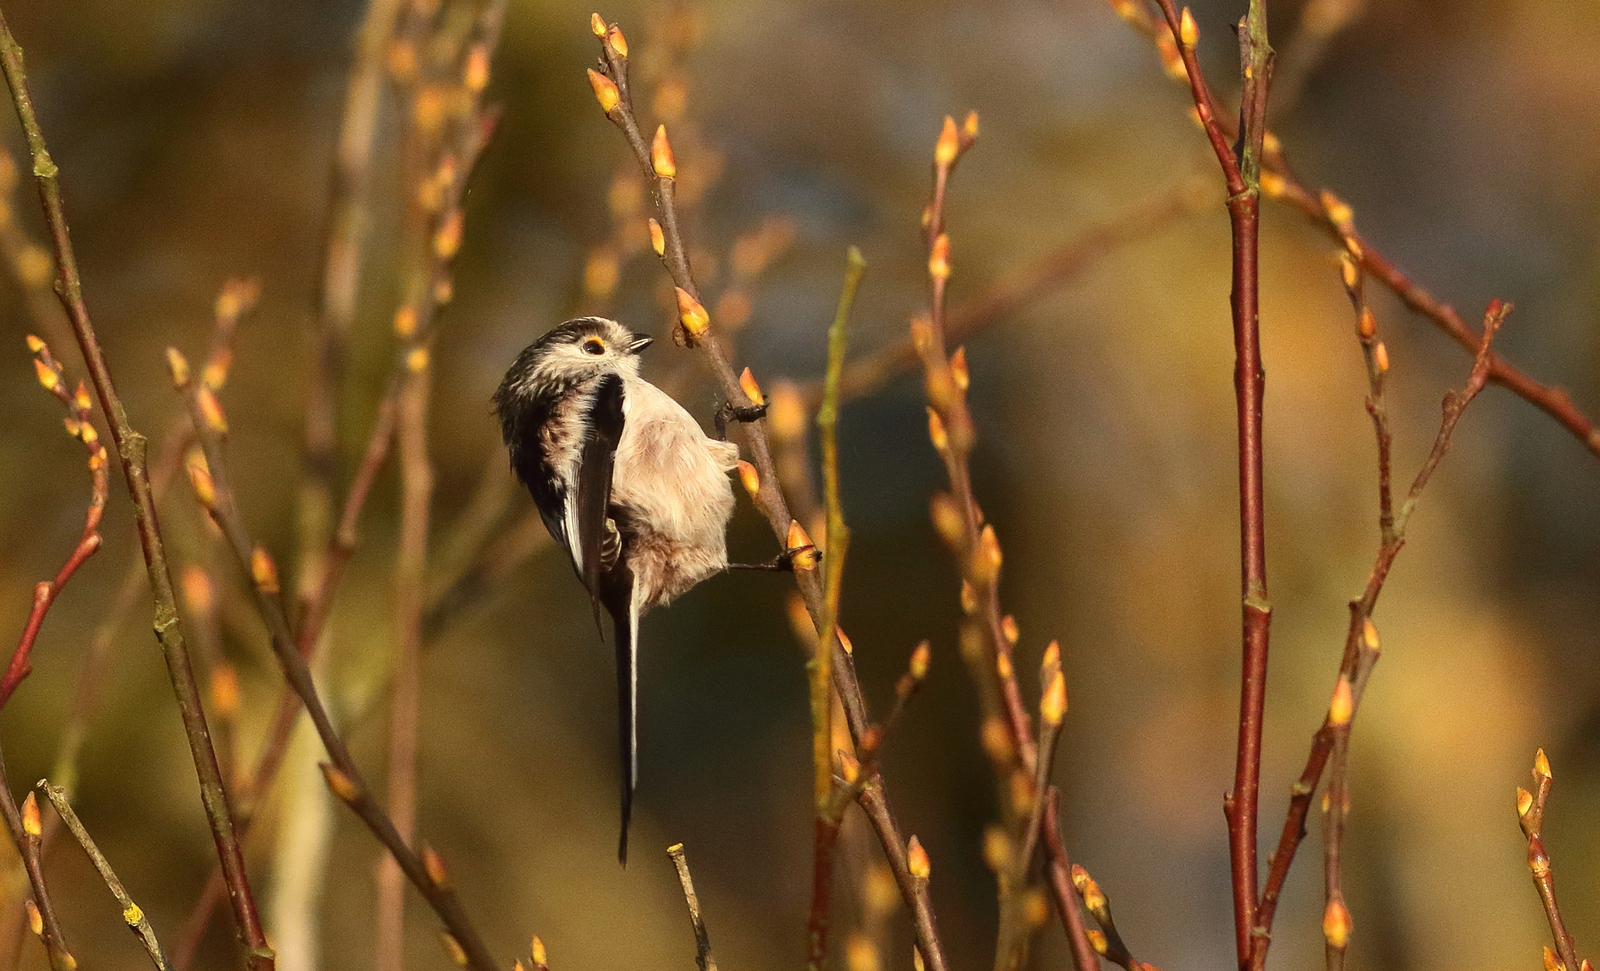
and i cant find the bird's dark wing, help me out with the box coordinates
[574,372,626,631]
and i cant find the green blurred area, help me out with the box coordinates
[0,0,1595,969]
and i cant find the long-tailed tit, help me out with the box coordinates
[494,316,740,863]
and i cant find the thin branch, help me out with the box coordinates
[1041,791,1103,971]
[38,781,169,970]
[0,752,74,971]
[0,339,107,709]
[588,20,947,971]
[1518,751,1583,971]
[668,843,719,971]
[0,13,274,967]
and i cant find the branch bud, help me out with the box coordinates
[929,491,964,549]
[319,762,360,804]
[1001,614,1019,645]
[909,640,931,681]
[1085,929,1107,955]
[786,520,820,570]
[837,750,860,785]
[739,366,765,406]
[973,524,1003,583]
[651,125,677,179]
[211,664,240,720]
[24,900,41,937]
[1374,341,1389,374]
[587,68,620,114]
[123,903,143,927]
[196,386,229,434]
[250,545,280,595]
[605,25,628,58]
[423,844,452,889]
[186,448,216,508]
[21,791,40,837]
[959,581,978,615]
[1543,947,1563,971]
[1534,748,1552,783]
[1357,307,1377,341]
[1322,898,1352,948]
[1320,190,1355,234]
[961,110,979,142]
[982,825,1011,872]
[648,217,666,256]
[1178,7,1199,47]
[934,116,959,168]
[1040,671,1067,726]
[1328,675,1353,727]
[433,208,464,260]
[949,346,969,391]
[165,347,192,387]
[928,233,951,282]
[33,357,60,394]
[25,334,44,353]
[531,936,548,969]
[736,460,760,499]
[440,931,468,966]
[1516,786,1534,819]
[674,287,709,339]
[906,835,930,879]
[590,13,606,36]
[926,407,949,452]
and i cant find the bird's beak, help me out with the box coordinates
[628,332,654,353]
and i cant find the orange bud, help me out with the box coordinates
[1260,170,1287,199]
[33,357,60,394]
[21,792,40,837]
[165,347,191,387]
[1322,898,1351,948]
[1543,947,1562,971]
[949,346,969,391]
[1178,6,1199,47]
[1041,671,1067,726]
[907,836,930,879]
[651,125,677,179]
[934,116,959,168]
[837,750,860,785]
[1516,786,1534,818]
[25,334,44,353]
[1085,929,1107,955]
[251,545,280,595]
[181,565,213,615]
[959,581,978,615]
[587,68,620,114]
[531,936,547,968]
[186,449,216,508]
[926,407,948,452]
[319,763,360,803]
[982,825,1011,872]
[433,208,464,260]
[583,250,619,299]
[739,367,765,406]
[929,491,964,549]
[196,386,228,434]
[836,628,854,656]
[767,382,806,440]
[464,43,490,93]
[736,460,760,498]
[1329,675,1353,727]
[1001,614,1019,645]
[1339,253,1359,292]
[440,931,468,966]
[211,664,240,720]
[24,900,41,936]
[909,640,931,680]
[394,305,419,339]
[423,844,451,888]
[996,651,1013,681]
[675,287,709,339]
[407,347,430,373]
[605,25,628,58]
[961,111,979,141]
[1320,190,1354,233]
[844,934,878,971]
[928,233,950,281]
[202,350,233,391]
[1374,341,1389,374]
[648,217,666,256]
[1041,640,1061,677]
[974,524,1003,582]
[1357,308,1377,340]
[590,13,607,36]
[1534,748,1552,782]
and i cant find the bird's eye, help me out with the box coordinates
[582,338,606,356]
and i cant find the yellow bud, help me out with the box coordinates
[202,350,232,391]
[845,933,879,971]
[913,948,925,971]
[836,627,853,655]
[394,305,419,339]
[440,931,468,966]
[1544,947,1562,971]
[319,762,360,803]
[590,13,606,36]
[1320,190,1354,233]
[1374,341,1389,374]
[949,346,969,391]
[123,903,143,926]
[531,936,547,967]
[25,334,44,353]
[21,792,40,836]
[1339,252,1359,292]
[649,217,666,256]
[1516,787,1534,818]
[464,43,490,93]
[982,825,1011,872]
[587,68,620,114]
[906,836,930,879]
[934,115,959,168]
[1023,887,1050,928]
[407,347,430,373]
[251,545,279,594]
[675,287,709,339]
[1358,308,1377,341]
[196,386,228,434]
[961,111,979,141]
[1041,671,1068,726]
[739,367,765,406]
[1178,6,1199,47]
[929,491,965,549]
[423,844,451,888]
[928,233,951,281]
[1001,614,1019,645]
[996,651,1013,682]
[980,716,1013,764]
[1041,640,1061,676]
[1329,675,1353,727]
[605,25,628,58]
[211,664,240,720]
[166,347,191,387]
[838,750,860,785]
[1086,930,1107,955]
[909,640,931,680]
[1259,169,1287,199]
[926,407,949,452]
[1322,898,1351,948]
[959,581,978,615]
[974,524,1003,582]
[433,208,464,260]
[737,460,760,498]
[25,900,41,936]
[33,357,60,394]
[651,125,677,179]
[787,520,820,570]
[186,449,216,508]
[1534,748,1552,782]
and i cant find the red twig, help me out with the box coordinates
[1518,750,1584,971]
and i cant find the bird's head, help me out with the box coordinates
[498,317,654,401]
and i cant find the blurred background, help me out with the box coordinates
[0,0,1595,969]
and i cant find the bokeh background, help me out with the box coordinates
[0,0,1596,969]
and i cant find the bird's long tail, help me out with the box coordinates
[614,594,639,865]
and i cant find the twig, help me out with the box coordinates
[0,339,107,709]
[1250,297,1509,966]
[668,843,718,971]
[38,781,169,970]
[588,19,948,971]
[0,12,275,967]
[1041,791,1103,971]
[1518,751,1584,971]
[0,752,73,971]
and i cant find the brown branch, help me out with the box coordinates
[0,754,74,971]
[1041,792,1103,971]
[589,19,948,971]
[668,843,719,971]
[1518,751,1583,971]
[0,13,274,968]
[1251,297,1508,966]
[0,340,107,709]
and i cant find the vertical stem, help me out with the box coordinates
[0,14,274,969]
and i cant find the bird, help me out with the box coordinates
[493,316,740,863]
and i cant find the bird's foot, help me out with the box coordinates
[728,542,819,572]
[715,400,769,440]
